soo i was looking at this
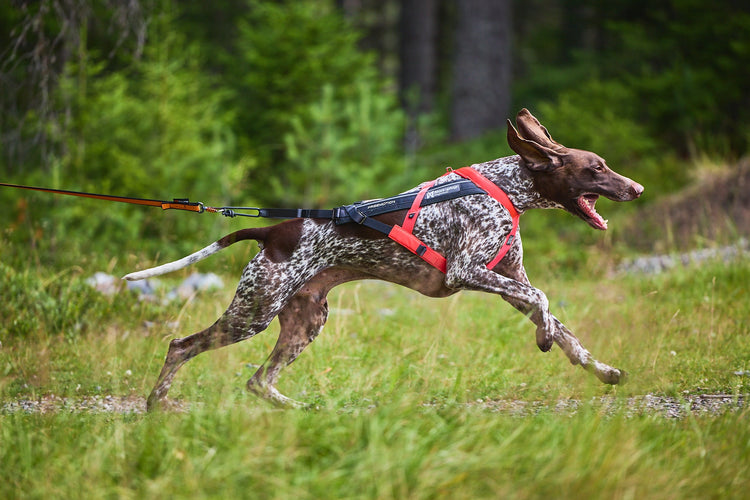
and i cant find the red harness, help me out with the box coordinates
[387,167,520,273]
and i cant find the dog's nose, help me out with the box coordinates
[631,182,644,198]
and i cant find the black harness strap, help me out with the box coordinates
[333,178,486,225]
[341,204,394,234]
[242,178,486,238]
[250,208,335,219]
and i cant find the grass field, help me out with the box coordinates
[1,243,749,498]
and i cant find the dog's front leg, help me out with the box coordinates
[445,265,555,351]
[502,303,626,384]
[551,317,626,384]
[498,264,625,384]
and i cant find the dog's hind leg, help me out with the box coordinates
[146,258,311,411]
[146,306,278,411]
[246,290,328,408]
[247,268,369,408]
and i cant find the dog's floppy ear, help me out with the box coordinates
[507,118,563,171]
[515,108,565,151]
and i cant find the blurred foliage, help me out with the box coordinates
[0,262,117,338]
[56,33,242,246]
[231,1,379,151]
[608,0,750,154]
[1,7,244,260]
[228,0,404,205]
[280,81,407,207]
[513,0,750,157]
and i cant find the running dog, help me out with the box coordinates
[125,109,644,410]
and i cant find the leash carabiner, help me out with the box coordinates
[216,206,263,218]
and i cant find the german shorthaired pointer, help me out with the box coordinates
[125,109,644,410]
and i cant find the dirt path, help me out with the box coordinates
[464,393,747,418]
[2,393,746,418]
[2,395,154,414]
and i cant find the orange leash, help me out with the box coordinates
[0,182,217,213]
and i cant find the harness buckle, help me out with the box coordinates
[341,204,368,225]
[354,206,368,224]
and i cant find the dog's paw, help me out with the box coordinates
[535,327,554,352]
[146,394,185,412]
[146,398,167,412]
[587,361,628,385]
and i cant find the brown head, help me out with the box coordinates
[507,108,644,230]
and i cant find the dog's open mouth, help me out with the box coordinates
[577,194,608,230]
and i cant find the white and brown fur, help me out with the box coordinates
[125,109,644,410]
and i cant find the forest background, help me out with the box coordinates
[1,0,749,264]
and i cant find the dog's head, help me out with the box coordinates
[507,108,644,230]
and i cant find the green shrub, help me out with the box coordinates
[5,16,246,261]
[230,0,410,206]
[232,0,379,152]
[278,81,407,206]
[0,262,105,338]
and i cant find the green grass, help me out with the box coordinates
[3,401,748,499]
[1,250,749,498]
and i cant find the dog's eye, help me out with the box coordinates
[592,164,605,173]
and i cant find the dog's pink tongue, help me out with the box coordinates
[578,195,608,230]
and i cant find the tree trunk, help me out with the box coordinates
[399,0,438,115]
[450,0,512,141]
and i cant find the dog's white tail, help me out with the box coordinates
[123,227,269,281]
[123,242,224,281]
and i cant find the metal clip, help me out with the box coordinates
[218,207,262,218]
